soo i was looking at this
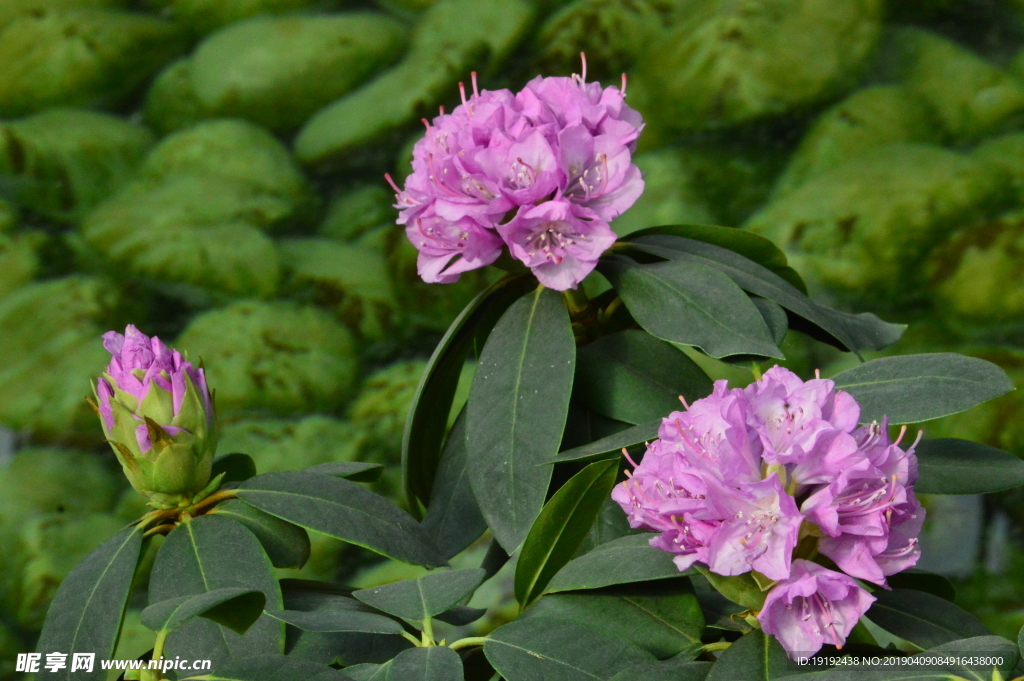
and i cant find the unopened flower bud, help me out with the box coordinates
[93,325,217,507]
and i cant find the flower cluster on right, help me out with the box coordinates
[612,366,924,658]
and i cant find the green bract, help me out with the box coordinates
[628,0,883,141]
[175,301,359,415]
[0,108,154,221]
[0,9,186,118]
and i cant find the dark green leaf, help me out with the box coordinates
[914,438,1024,495]
[344,663,390,681]
[149,515,283,668]
[467,286,576,551]
[142,588,265,635]
[515,459,619,607]
[691,574,751,632]
[403,274,535,515]
[212,453,257,483]
[885,570,955,602]
[264,610,404,634]
[623,224,806,293]
[237,471,448,568]
[576,495,643,554]
[705,630,791,681]
[481,539,510,581]
[182,655,353,681]
[830,354,1015,424]
[485,616,655,680]
[421,410,487,559]
[546,534,683,594]
[526,580,704,661]
[386,646,463,681]
[209,499,311,569]
[352,568,486,621]
[866,589,989,650]
[608,659,712,681]
[751,297,789,347]
[628,236,904,353]
[306,462,385,483]
[598,255,783,359]
[694,566,766,611]
[812,636,1019,680]
[434,605,486,626]
[573,330,713,425]
[35,526,144,681]
[551,419,661,464]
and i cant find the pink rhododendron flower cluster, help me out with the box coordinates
[611,366,925,658]
[388,66,644,291]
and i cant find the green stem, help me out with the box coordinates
[149,630,169,680]
[702,641,732,653]
[448,636,490,651]
[421,617,435,646]
[401,631,422,647]
[751,363,763,381]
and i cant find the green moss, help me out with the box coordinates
[218,415,366,473]
[628,0,883,141]
[176,301,359,415]
[163,0,318,36]
[0,231,41,299]
[318,184,395,242]
[746,143,1011,306]
[0,448,119,527]
[0,9,186,118]
[0,108,154,221]
[347,361,426,465]
[142,58,207,136]
[610,148,716,237]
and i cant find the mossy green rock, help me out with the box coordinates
[347,361,426,464]
[0,9,186,118]
[162,0,318,36]
[628,0,883,139]
[319,184,395,242]
[611,148,717,237]
[532,0,676,83]
[0,448,119,527]
[0,231,41,299]
[295,0,534,168]
[176,301,359,415]
[143,58,209,135]
[15,512,124,630]
[0,108,154,221]
[883,27,1024,141]
[184,14,407,134]
[217,415,366,473]
[772,85,942,197]
[745,143,1011,305]
[0,276,119,442]
[973,132,1024,203]
[280,238,397,342]
[927,210,1024,324]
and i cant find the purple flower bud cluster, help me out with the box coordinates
[611,366,925,658]
[389,68,644,291]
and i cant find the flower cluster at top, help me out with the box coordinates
[611,366,924,658]
[387,65,644,291]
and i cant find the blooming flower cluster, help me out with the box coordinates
[611,366,924,658]
[388,67,644,291]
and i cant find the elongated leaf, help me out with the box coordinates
[212,453,257,483]
[149,515,283,668]
[812,636,1019,680]
[353,568,486,621]
[608,660,712,681]
[434,605,486,626]
[142,588,265,635]
[264,610,405,634]
[623,224,807,293]
[751,297,789,347]
[705,630,791,681]
[694,565,765,611]
[831,354,1014,424]
[547,534,683,594]
[403,274,535,514]
[467,286,576,551]
[577,495,643,554]
[344,663,390,681]
[515,460,619,607]
[914,438,1024,495]
[628,236,904,353]
[885,569,956,602]
[421,410,487,559]
[692,573,751,632]
[182,655,353,681]
[866,589,989,650]
[386,646,463,681]
[209,499,310,569]
[551,419,661,464]
[573,330,713,425]
[306,462,384,483]
[598,254,782,359]
[485,616,655,681]
[527,579,704,661]
[35,526,144,681]
[237,471,447,568]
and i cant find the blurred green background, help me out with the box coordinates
[4,0,1024,676]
